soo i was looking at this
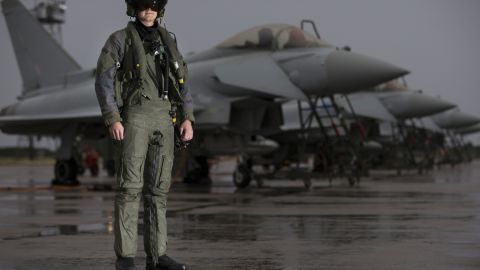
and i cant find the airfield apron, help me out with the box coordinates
[113,28,175,261]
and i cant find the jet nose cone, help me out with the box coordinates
[379,91,456,119]
[455,123,480,135]
[326,50,410,94]
[432,111,480,129]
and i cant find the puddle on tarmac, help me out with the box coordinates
[2,222,112,241]
[296,190,463,200]
[163,214,432,244]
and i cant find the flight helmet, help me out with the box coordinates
[125,0,168,17]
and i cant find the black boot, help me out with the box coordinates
[116,257,136,270]
[146,255,187,270]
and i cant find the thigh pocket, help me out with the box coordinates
[117,156,145,189]
[156,155,173,190]
[147,150,174,191]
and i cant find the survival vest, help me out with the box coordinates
[114,22,187,108]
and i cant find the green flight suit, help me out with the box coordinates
[95,21,194,263]
[115,100,174,260]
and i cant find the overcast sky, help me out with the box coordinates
[1,0,480,146]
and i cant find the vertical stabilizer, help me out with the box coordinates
[2,0,81,94]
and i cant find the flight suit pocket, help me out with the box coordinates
[125,90,142,107]
[156,156,173,191]
[155,155,166,188]
[144,131,173,192]
[118,156,145,190]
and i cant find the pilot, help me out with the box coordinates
[257,27,274,49]
[284,28,308,49]
[94,0,194,269]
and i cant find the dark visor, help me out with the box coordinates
[136,0,167,11]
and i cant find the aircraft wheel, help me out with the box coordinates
[53,159,79,185]
[233,163,252,188]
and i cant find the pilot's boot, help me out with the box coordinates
[116,257,136,270]
[146,255,187,270]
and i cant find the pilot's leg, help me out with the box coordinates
[114,118,149,261]
[142,121,180,268]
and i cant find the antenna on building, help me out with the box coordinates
[33,0,67,44]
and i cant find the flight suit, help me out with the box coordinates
[95,21,194,263]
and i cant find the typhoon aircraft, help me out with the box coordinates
[336,79,480,174]
[244,80,455,188]
[427,109,480,165]
[0,0,409,185]
[339,81,456,174]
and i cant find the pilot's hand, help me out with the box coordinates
[180,120,193,142]
[109,122,124,141]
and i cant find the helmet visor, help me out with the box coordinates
[136,0,167,11]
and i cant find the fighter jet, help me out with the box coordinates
[431,110,480,130]
[343,81,456,121]
[425,110,480,165]
[0,0,409,185]
[335,80,457,174]
[455,123,480,135]
[376,89,456,172]
[250,82,455,187]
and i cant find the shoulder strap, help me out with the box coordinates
[158,27,186,81]
[126,22,148,82]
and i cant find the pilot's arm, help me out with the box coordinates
[95,32,126,140]
[178,62,195,142]
[180,81,195,124]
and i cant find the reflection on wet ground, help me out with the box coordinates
[1,162,480,269]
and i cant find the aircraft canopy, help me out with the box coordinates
[217,24,332,50]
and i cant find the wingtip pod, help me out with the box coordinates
[325,50,410,95]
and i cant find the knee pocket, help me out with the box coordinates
[116,187,143,201]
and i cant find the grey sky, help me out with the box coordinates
[1,0,480,146]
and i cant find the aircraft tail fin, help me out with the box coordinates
[2,0,81,94]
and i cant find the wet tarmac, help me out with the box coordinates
[1,161,480,269]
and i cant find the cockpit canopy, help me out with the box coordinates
[217,24,333,51]
[375,79,409,92]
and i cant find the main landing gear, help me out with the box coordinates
[52,158,80,185]
[233,157,253,188]
[51,126,81,186]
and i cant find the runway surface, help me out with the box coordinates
[1,161,480,269]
